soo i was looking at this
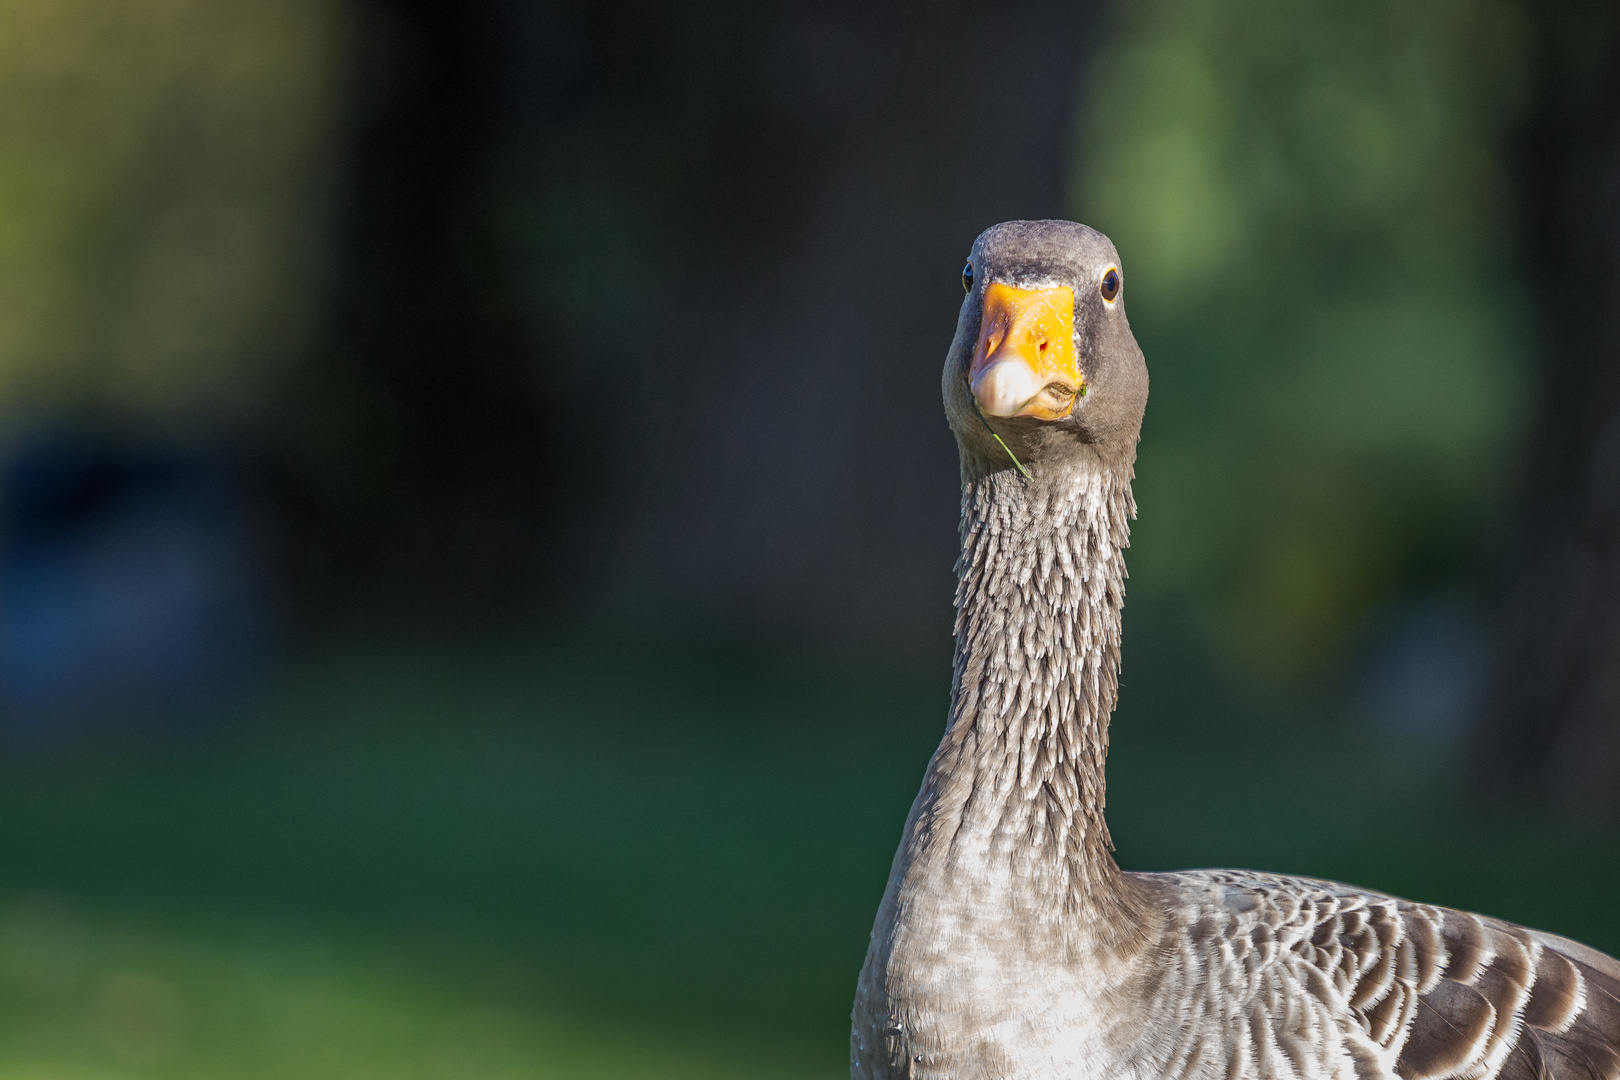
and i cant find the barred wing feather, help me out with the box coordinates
[1148,871,1620,1080]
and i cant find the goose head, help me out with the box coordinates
[943,219,1149,479]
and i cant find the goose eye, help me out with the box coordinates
[962,262,974,294]
[1100,268,1120,303]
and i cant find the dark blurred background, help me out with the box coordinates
[0,1,1617,1076]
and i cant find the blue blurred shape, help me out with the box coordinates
[0,437,267,722]
[1349,598,1488,739]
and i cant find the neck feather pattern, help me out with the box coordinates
[927,456,1136,915]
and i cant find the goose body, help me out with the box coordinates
[851,220,1620,1080]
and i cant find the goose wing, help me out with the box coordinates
[1148,870,1620,1080]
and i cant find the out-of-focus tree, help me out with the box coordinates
[1481,2,1620,817]
[321,0,1100,639]
[0,0,349,708]
[1074,0,1533,699]
[0,0,1100,640]
[0,0,347,422]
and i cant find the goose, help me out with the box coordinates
[851,219,1620,1080]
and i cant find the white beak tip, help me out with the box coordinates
[972,360,1041,417]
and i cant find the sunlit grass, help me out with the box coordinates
[0,641,942,1078]
[0,896,835,1079]
[0,635,1615,1078]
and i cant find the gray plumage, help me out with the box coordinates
[851,220,1620,1080]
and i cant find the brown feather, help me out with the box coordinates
[1397,979,1497,1080]
[1524,950,1585,1033]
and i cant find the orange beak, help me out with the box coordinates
[969,282,1082,419]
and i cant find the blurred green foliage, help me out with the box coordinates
[0,0,345,421]
[1076,0,1533,693]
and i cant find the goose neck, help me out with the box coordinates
[933,458,1136,910]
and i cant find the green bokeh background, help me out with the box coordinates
[1079,0,1531,692]
[1,1,1611,1077]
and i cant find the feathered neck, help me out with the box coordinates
[911,453,1139,925]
